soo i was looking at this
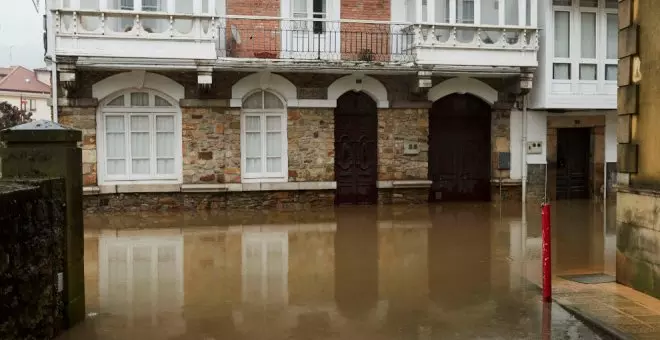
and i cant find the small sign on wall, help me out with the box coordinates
[527,141,543,155]
[403,141,420,155]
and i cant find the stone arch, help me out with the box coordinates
[328,74,389,108]
[92,70,185,103]
[231,72,298,107]
[427,77,498,105]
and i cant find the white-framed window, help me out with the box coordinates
[405,0,529,25]
[29,99,36,111]
[241,90,288,182]
[292,0,328,33]
[99,90,181,184]
[552,0,618,83]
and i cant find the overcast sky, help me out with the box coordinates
[0,0,46,69]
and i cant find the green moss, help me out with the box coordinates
[633,260,654,296]
[617,221,636,253]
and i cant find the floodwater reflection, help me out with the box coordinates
[60,201,614,339]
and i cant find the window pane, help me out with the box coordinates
[132,159,150,174]
[505,0,519,26]
[554,12,570,58]
[243,92,263,109]
[107,133,126,158]
[156,116,175,132]
[131,133,150,157]
[119,0,134,10]
[580,13,596,59]
[245,116,261,132]
[579,0,597,7]
[607,14,618,59]
[293,0,306,12]
[246,158,262,173]
[267,157,282,173]
[157,132,174,157]
[106,116,125,132]
[606,65,617,81]
[267,132,282,157]
[579,64,597,80]
[553,63,571,80]
[421,0,428,22]
[435,0,450,23]
[157,159,175,174]
[130,92,150,106]
[481,0,499,25]
[553,0,571,5]
[246,132,261,158]
[266,116,281,131]
[155,96,172,107]
[107,160,126,175]
[526,0,531,26]
[107,95,125,106]
[131,116,150,131]
[263,91,284,109]
[457,0,474,24]
[605,0,617,9]
[142,0,160,11]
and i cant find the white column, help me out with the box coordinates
[416,0,423,23]
[498,0,505,25]
[449,0,456,24]
[519,0,527,26]
[428,0,435,23]
[531,0,538,27]
[99,0,108,10]
[135,0,142,11]
[167,0,175,13]
[474,0,481,25]
[71,0,80,9]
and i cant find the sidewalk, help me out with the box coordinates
[550,277,660,340]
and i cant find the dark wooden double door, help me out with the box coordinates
[556,128,591,200]
[429,94,491,202]
[334,92,378,205]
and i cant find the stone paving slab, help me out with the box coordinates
[550,277,660,340]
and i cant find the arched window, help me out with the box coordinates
[241,90,288,181]
[99,90,181,183]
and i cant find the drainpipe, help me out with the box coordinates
[521,94,528,204]
[46,0,58,122]
[51,59,58,123]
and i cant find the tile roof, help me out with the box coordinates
[0,66,51,94]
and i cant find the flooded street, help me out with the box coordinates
[59,201,616,339]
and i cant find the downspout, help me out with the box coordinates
[51,59,58,123]
[521,94,528,204]
[46,0,58,122]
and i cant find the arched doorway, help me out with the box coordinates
[334,91,378,205]
[428,93,491,202]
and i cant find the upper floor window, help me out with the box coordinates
[406,0,531,25]
[552,0,618,82]
[100,90,181,183]
[292,0,327,33]
[29,99,36,111]
[241,90,288,182]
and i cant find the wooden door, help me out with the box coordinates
[556,128,591,200]
[334,92,378,205]
[428,94,491,202]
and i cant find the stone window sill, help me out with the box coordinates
[84,181,339,195]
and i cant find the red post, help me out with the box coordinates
[542,203,552,302]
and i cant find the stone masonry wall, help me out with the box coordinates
[58,105,97,186]
[378,109,428,181]
[288,108,335,182]
[0,178,66,340]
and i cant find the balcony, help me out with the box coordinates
[52,8,218,60]
[218,16,538,68]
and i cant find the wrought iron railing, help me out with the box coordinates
[217,16,415,62]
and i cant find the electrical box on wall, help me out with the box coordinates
[527,141,543,155]
[497,152,511,170]
[403,141,420,155]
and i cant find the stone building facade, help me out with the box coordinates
[57,68,525,212]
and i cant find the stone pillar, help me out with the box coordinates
[0,120,85,327]
[615,0,660,299]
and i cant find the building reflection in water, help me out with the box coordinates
[75,202,613,339]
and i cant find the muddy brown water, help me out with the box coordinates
[59,200,615,339]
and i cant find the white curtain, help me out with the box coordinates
[580,12,596,59]
[406,0,416,22]
[606,14,618,59]
[156,116,175,175]
[131,116,150,175]
[553,63,570,80]
[554,11,570,58]
[481,0,499,25]
[106,116,126,175]
[245,116,262,174]
[266,116,282,173]
[580,64,596,80]
[131,92,150,106]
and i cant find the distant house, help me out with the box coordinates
[0,66,52,121]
